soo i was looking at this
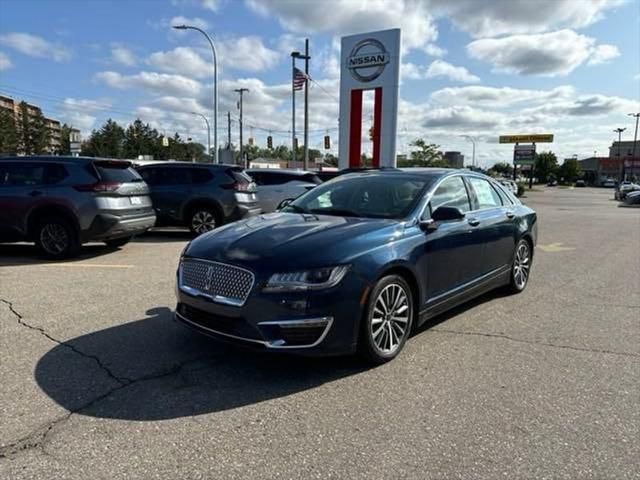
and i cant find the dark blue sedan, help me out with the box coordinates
[175,169,537,363]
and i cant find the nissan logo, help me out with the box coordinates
[347,38,390,82]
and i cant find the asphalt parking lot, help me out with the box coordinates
[1,187,638,479]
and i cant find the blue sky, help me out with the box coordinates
[1,0,639,165]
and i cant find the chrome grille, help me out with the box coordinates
[180,259,254,306]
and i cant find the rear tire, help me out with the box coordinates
[359,275,414,365]
[188,207,219,235]
[35,216,80,259]
[105,236,133,248]
[508,238,532,293]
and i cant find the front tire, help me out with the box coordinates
[35,216,80,259]
[189,207,218,235]
[359,275,414,364]
[508,238,532,293]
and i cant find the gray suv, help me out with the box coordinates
[136,162,260,234]
[0,156,156,258]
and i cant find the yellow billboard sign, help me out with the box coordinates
[499,134,554,144]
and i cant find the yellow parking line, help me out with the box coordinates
[538,242,575,252]
[40,263,135,269]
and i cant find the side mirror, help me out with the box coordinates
[420,206,465,231]
[276,198,294,210]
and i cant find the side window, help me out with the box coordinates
[3,163,45,186]
[190,169,213,184]
[154,167,190,185]
[43,164,69,185]
[468,177,503,209]
[138,168,156,185]
[426,176,471,217]
[261,172,283,186]
[494,182,514,205]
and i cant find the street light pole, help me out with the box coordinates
[234,88,249,167]
[190,112,210,157]
[462,135,476,168]
[629,113,640,181]
[614,127,626,180]
[173,24,218,164]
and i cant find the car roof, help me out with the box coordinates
[247,168,316,175]
[339,167,484,181]
[135,161,237,169]
[0,155,130,165]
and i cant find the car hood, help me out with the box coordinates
[185,212,402,270]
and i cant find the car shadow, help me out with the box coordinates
[35,306,369,421]
[0,243,120,267]
[133,229,193,243]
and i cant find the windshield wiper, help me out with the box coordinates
[309,208,361,217]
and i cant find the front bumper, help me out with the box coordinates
[83,213,156,242]
[174,267,365,356]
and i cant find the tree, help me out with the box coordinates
[0,109,18,155]
[81,119,126,158]
[558,158,581,183]
[399,139,447,167]
[488,162,513,177]
[58,123,73,155]
[29,109,49,154]
[123,119,159,159]
[534,151,558,183]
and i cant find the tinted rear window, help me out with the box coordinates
[94,161,143,183]
[228,168,252,184]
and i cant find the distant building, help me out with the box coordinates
[443,151,464,168]
[609,140,639,158]
[0,94,67,154]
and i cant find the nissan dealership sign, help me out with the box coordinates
[347,38,390,82]
[339,29,401,169]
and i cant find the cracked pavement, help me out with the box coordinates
[1,187,639,479]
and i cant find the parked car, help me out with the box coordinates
[602,179,616,188]
[615,181,640,200]
[136,162,260,234]
[175,169,537,363]
[624,190,640,205]
[247,169,322,213]
[499,179,518,195]
[0,156,156,258]
[575,179,586,187]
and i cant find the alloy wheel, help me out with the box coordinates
[191,211,216,234]
[40,223,69,256]
[371,283,410,354]
[513,241,530,290]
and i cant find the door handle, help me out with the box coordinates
[505,210,515,219]
[467,218,480,227]
[29,190,43,197]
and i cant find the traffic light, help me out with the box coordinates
[248,137,254,146]
[324,135,330,150]
[368,126,374,141]
[267,135,273,149]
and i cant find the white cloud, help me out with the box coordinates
[111,46,136,66]
[467,30,620,76]
[201,0,219,11]
[635,73,640,81]
[0,32,71,62]
[430,85,576,106]
[218,36,280,72]
[56,98,113,133]
[429,0,623,38]
[170,0,220,11]
[147,47,211,78]
[245,0,439,53]
[95,71,202,97]
[152,96,207,114]
[423,106,505,129]
[422,43,446,57]
[523,94,640,117]
[425,59,480,83]
[401,62,424,81]
[587,44,620,65]
[0,51,12,71]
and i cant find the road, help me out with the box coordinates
[1,187,638,479]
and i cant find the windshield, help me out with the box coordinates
[283,175,431,219]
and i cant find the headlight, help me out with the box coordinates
[263,265,349,292]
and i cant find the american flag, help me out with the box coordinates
[292,67,307,90]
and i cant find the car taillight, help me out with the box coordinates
[74,182,122,192]
[234,182,253,192]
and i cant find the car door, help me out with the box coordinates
[419,175,482,302]
[465,176,517,275]
[141,167,191,224]
[0,162,48,239]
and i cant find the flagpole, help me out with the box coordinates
[291,53,297,167]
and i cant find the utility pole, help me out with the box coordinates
[235,88,249,167]
[629,112,639,158]
[227,111,231,149]
[614,127,626,181]
[303,39,310,171]
[291,51,299,167]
